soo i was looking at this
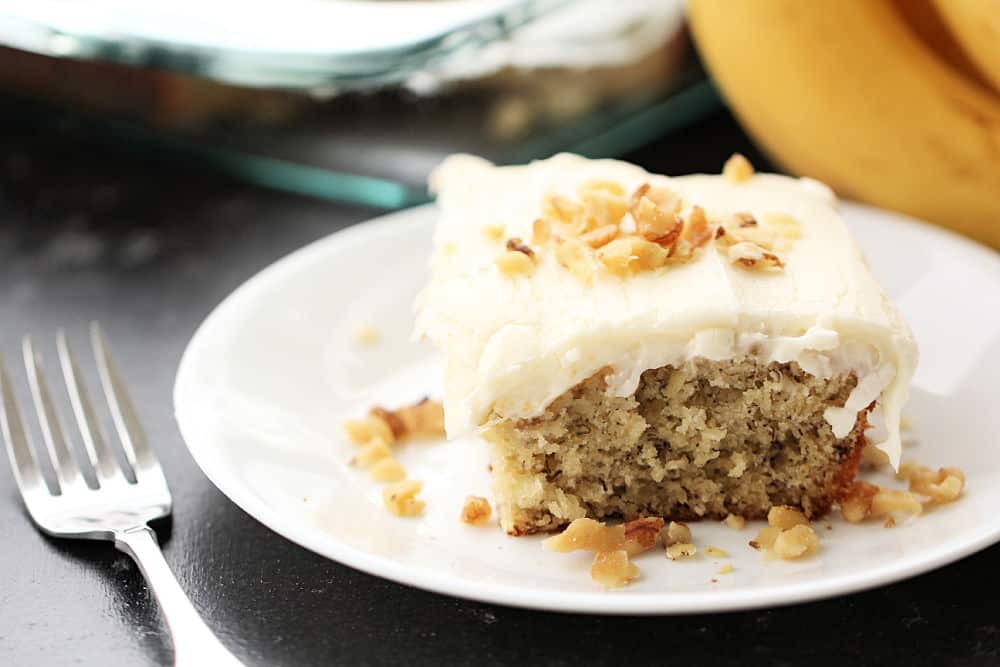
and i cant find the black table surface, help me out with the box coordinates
[1,107,997,667]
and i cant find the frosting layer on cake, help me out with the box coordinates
[415,154,918,466]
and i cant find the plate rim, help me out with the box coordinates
[174,201,1000,615]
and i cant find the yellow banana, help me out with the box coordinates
[931,0,1000,94]
[688,0,1000,249]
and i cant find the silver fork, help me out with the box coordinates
[0,324,243,666]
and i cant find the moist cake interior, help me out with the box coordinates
[484,357,868,535]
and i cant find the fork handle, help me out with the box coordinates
[115,525,244,667]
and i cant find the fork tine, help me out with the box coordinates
[57,330,123,482]
[0,352,45,494]
[23,336,87,492]
[90,323,154,470]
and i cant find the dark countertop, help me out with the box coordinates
[1,108,998,667]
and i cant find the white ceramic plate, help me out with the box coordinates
[174,202,1000,614]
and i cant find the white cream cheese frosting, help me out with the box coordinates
[414,153,918,467]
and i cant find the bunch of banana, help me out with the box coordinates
[687,0,1000,249]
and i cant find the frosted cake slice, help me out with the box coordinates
[415,153,917,535]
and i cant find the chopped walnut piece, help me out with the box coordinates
[717,563,734,575]
[352,437,392,467]
[505,237,535,257]
[369,457,406,482]
[579,186,628,230]
[661,521,692,547]
[840,481,880,523]
[681,206,714,249]
[543,518,625,553]
[384,398,445,440]
[555,238,595,285]
[344,415,395,445]
[727,241,784,270]
[629,183,682,217]
[871,489,923,518]
[369,407,406,439]
[705,546,729,558]
[596,237,669,277]
[724,514,746,530]
[900,464,965,504]
[632,196,680,244]
[590,550,640,588]
[750,526,781,550]
[580,224,619,248]
[482,224,506,241]
[723,153,754,183]
[531,218,551,245]
[496,250,535,276]
[460,496,492,526]
[768,506,809,530]
[861,443,890,467]
[383,479,425,517]
[543,194,583,226]
[772,524,819,559]
[623,517,665,556]
[665,543,697,560]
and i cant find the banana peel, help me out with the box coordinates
[688,0,1000,249]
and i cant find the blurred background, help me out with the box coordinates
[0,0,715,208]
[0,0,997,249]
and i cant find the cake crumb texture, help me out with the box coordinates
[484,357,867,535]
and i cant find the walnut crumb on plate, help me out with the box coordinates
[461,496,492,526]
[590,551,639,588]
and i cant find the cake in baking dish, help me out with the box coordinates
[415,153,917,535]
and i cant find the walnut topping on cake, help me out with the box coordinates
[496,250,535,276]
[531,172,796,281]
[505,237,534,256]
[723,153,755,183]
[554,237,595,285]
[497,236,536,275]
